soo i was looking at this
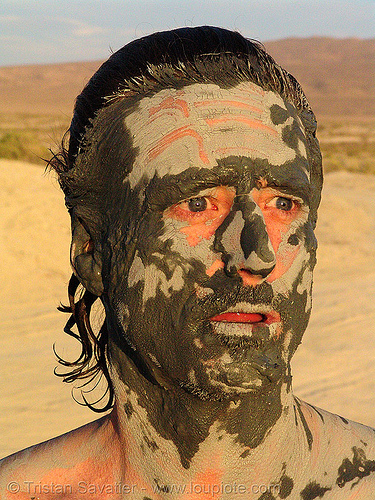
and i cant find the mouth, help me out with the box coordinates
[210,305,280,325]
[210,312,265,323]
[209,305,281,345]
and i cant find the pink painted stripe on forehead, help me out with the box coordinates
[193,100,262,115]
[149,96,190,118]
[147,111,185,126]
[205,116,278,135]
[147,125,210,164]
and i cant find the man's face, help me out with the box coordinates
[106,82,317,399]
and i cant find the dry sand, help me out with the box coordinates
[1,159,375,458]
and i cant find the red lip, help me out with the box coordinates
[210,311,281,325]
[210,312,264,323]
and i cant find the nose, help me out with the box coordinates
[214,198,276,280]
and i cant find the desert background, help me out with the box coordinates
[0,37,374,458]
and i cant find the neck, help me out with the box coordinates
[107,342,310,492]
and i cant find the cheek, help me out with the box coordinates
[167,226,220,276]
[126,250,190,311]
[267,244,301,283]
[264,218,282,252]
[162,212,225,274]
[165,186,235,247]
[262,209,295,253]
[263,217,303,283]
[180,215,226,247]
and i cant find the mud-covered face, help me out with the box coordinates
[107,82,318,400]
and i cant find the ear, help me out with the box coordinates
[70,216,104,296]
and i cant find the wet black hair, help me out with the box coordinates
[50,26,323,412]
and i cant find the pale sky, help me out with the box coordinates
[1,0,374,66]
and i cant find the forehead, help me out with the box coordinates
[123,82,309,189]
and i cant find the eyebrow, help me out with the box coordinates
[145,159,312,209]
[263,165,311,203]
[145,167,238,209]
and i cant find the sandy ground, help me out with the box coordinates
[1,159,375,459]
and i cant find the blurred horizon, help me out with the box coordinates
[1,34,374,69]
[1,0,374,66]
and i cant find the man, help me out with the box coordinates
[1,26,374,499]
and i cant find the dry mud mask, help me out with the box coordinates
[95,81,317,400]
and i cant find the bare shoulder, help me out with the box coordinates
[321,473,375,500]
[296,398,375,497]
[297,398,375,446]
[0,415,120,499]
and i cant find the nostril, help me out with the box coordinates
[223,260,239,278]
[237,269,264,287]
[242,266,273,279]
[239,257,276,279]
[224,254,276,280]
[238,252,276,279]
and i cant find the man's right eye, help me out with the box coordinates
[163,186,235,246]
[167,196,218,221]
[163,186,235,226]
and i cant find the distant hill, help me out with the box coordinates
[264,37,375,119]
[0,37,374,120]
[0,60,101,115]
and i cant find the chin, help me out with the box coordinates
[178,379,251,402]
[179,355,283,402]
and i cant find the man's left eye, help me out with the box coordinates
[265,196,295,212]
[187,197,208,212]
[275,197,293,211]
